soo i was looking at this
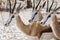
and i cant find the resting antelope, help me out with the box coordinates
[40,0,60,39]
[41,10,60,39]
[40,0,56,24]
[29,0,46,22]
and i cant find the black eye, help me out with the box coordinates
[12,15,14,18]
[35,12,37,15]
[48,14,51,18]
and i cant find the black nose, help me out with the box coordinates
[41,22,43,24]
[5,23,7,26]
[29,19,32,22]
[41,22,45,25]
[12,15,14,18]
[4,23,9,27]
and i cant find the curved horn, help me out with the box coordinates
[11,0,16,13]
[38,1,46,11]
[42,1,46,8]
[46,0,49,12]
[49,0,54,12]
[33,0,35,10]
[35,0,41,9]
[16,3,21,12]
[16,3,25,13]
[8,0,12,13]
[55,7,60,11]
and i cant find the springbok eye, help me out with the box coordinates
[48,14,51,18]
[12,15,14,18]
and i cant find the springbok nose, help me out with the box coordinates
[40,22,45,25]
[4,23,9,27]
[29,19,32,23]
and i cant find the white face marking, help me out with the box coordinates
[5,14,16,26]
[40,13,50,24]
[5,14,13,26]
[31,10,37,18]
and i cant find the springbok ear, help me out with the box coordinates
[52,14,57,23]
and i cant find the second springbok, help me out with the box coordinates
[40,0,60,39]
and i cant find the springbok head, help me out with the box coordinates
[40,0,60,25]
[29,0,46,22]
[4,0,25,26]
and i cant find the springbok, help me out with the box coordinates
[51,14,60,39]
[39,0,60,39]
[40,0,55,24]
[29,0,46,22]
[42,9,60,39]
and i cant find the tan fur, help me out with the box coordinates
[51,15,60,39]
[16,15,50,40]
[38,11,43,21]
